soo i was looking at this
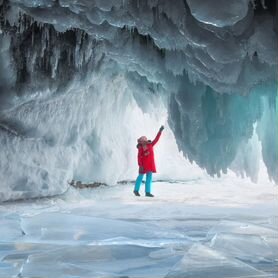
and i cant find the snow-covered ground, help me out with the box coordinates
[0,177,277,278]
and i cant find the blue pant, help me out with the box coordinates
[134,172,153,193]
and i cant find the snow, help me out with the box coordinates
[0,177,277,277]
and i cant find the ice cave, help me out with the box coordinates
[0,0,277,277]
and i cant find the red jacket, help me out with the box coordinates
[137,131,162,174]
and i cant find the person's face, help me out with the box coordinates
[138,136,148,145]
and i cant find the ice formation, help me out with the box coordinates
[0,180,277,277]
[0,0,277,201]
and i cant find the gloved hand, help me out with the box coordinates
[139,166,144,174]
[159,125,164,132]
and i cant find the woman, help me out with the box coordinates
[134,125,164,197]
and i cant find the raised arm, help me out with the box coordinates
[151,126,164,146]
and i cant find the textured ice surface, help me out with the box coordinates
[20,245,182,278]
[0,215,23,241]
[166,244,269,278]
[0,180,277,277]
[186,0,250,27]
[0,0,277,200]
[20,212,191,245]
[210,233,277,263]
[207,220,278,237]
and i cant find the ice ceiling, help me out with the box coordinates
[0,0,277,201]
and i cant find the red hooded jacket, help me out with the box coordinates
[137,131,162,174]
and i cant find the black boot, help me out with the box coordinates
[133,190,140,196]
[145,192,154,197]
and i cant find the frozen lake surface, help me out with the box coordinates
[0,177,277,278]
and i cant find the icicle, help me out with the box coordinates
[31,24,34,47]
[250,0,255,9]
[260,0,267,9]
[46,25,49,49]
[75,29,84,69]
[51,48,59,78]
[40,25,46,58]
